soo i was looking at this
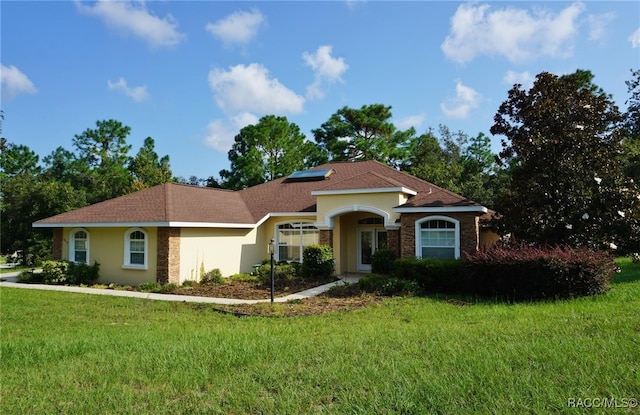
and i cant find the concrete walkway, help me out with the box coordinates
[0,273,362,305]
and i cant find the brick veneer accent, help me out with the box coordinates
[386,229,400,258]
[157,227,180,284]
[319,229,334,247]
[52,228,63,260]
[400,213,480,258]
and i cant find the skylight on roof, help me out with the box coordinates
[285,168,333,182]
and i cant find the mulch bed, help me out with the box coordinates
[167,278,384,316]
[167,278,335,300]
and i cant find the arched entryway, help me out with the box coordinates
[320,205,399,274]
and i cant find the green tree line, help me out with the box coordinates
[2,69,639,264]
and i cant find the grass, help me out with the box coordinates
[1,259,639,414]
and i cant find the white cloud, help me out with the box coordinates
[440,81,482,119]
[395,113,426,130]
[503,70,534,89]
[587,12,614,42]
[630,28,640,48]
[205,9,265,45]
[208,63,305,115]
[76,0,185,48]
[303,45,349,100]
[203,112,259,152]
[1,64,37,99]
[107,77,150,102]
[441,2,585,63]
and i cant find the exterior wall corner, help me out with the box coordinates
[157,227,180,284]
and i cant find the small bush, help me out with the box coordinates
[371,249,396,275]
[17,269,42,283]
[257,263,298,288]
[301,245,334,280]
[24,260,100,285]
[68,261,100,285]
[160,283,178,293]
[358,274,421,297]
[138,281,162,292]
[201,268,224,284]
[40,260,70,284]
[229,273,257,282]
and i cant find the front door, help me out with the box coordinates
[358,229,388,271]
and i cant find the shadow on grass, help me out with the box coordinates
[612,258,640,284]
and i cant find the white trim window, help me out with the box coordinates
[123,228,148,269]
[415,216,460,259]
[275,222,319,262]
[69,228,89,264]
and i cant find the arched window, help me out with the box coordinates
[276,222,319,262]
[69,228,89,264]
[123,228,148,269]
[415,216,460,259]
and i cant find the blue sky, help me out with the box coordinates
[2,1,639,180]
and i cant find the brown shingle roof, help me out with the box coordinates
[34,160,483,227]
[34,183,254,226]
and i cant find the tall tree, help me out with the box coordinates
[406,127,463,192]
[128,137,172,190]
[220,115,325,190]
[622,68,640,182]
[312,104,415,167]
[490,70,638,250]
[0,139,41,178]
[72,119,133,202]
[405,126,498,207]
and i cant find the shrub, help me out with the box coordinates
[392,257,464,292]
[300,245,334,280]
[371,249,396,275]
[463,245,616,300]
[67,261,100,285]
[160,283,178,293]
[358,274,421,297]
[229,273,257,282]
[17,269,43,283]
[40,260,70,284]
[138,281,162,292]
[24,260,100,285]
[201,268,224,284]
[257,263,299,288]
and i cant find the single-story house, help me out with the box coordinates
[34,160,498,285]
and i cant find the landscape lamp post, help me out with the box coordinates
[268,238,275,303]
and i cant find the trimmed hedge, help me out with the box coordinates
[390,246,616,301]
[391,258,464,292]
[371,249,396,274]
[462,246,616,300]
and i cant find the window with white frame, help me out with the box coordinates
[124,228,147,268]
[69,228,89,264]
[416,217,460,259]
[276,222,319,262]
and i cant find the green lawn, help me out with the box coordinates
[1,259,639,414]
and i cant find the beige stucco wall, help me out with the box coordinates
[178,227,259,283]
[315,193,404,227]
[61,227,158,286]
[178,216,321,283]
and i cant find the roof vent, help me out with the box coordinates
[285,168,334,182]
